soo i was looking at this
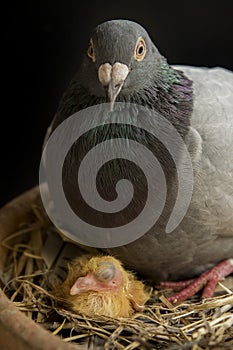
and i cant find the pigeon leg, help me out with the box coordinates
[160,279,195,290]
[161,259,233,303]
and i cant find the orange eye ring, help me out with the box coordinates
[87,38,96,62]
[134,37,146,61]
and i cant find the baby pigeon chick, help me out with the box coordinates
[54,255,149,318]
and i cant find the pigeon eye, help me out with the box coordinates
[134,37,146,61]
[87,39,96,62]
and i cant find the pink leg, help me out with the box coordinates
[160,279,194,290]
[161,259,233,304]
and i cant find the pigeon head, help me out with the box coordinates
[79,20,161,107]
[56,19,193,136]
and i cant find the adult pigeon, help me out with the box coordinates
[44,20,233,302]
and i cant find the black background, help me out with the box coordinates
[1,0,233,206]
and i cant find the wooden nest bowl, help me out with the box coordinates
[0,187,78,350]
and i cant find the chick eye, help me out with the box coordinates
[87,39,96,62]
[95,262,116,281]
[134,37,146,61]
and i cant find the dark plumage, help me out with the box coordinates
[45,20,233,301]
[52,21,193,135]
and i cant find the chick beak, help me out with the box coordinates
[98,62,129,111]
[70,272,98,295]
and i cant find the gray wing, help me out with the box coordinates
[108,66,233,281]
[178,66,233,235]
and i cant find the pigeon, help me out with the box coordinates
[44,19,233,303]
[53,255,149,317]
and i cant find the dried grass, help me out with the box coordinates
[1,205,233,349]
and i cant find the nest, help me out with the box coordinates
[1,204,233,350]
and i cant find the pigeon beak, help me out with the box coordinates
[98,62,129,111]
[107,79,124,111]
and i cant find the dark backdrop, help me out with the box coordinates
[1,0,233,206]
